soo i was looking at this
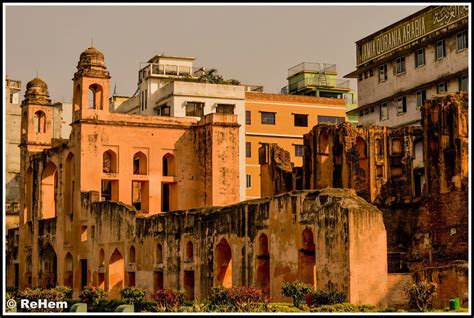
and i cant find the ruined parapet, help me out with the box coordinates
[258,143,295,197]
[421,92,468,194]
[82,188,387,306]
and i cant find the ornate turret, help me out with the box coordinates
[73,47,110,80]
[22,77,52,106]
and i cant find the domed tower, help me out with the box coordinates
[20,77,54,153]
[72,47,111,120]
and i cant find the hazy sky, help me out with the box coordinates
[5,4,426,103]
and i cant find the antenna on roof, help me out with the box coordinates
[113,82,117,96]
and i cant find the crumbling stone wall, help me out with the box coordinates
[258,143,295,197]
[81,188,387,306]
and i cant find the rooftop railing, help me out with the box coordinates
[283,77,350,94]
[6,79,21,90]
[288,62,337,77]
[139,63,198,82]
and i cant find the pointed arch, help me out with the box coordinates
[162,153,176,176]
[34,110,46,133]
[298,228,316,287]
[215,238,232,288]
[41,162,58,219]
[256,233,270,295]
[64,252,73,287]
[103,149,118,173]
[88,83,103,110]
[108,248,124,299]
[40,244,57,289]
[133,151,147,175]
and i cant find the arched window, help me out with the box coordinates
[186,241,193,261]
[215,238,232,288]
[108,248,124,298]
[99,249,105,266]
[73,84,81,113]
[41,162,58,219]
[156,243,163,264]
[103,150,118,173]
[64,252,73,287]
[34,110,46,133]
[375,139,384,156]
[133,152,147,175]
[129,245,136,263]
[319,131,329,154]
[299,228,316,287]
[355,137,367,159]
[88,84,103,110]
[162,153,176,176]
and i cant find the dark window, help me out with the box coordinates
[369,69,374,77]
[364,108,370,115]
[379,64,388,82]
[416,90,426,108]
[415,48,425,67]
[186,102,204,117]
[294,114,308,127]
[358,74,363,81]
[395,57,406,74]
[397,96,407,114]
[459,75,468,92]
[216,104,234,114]
[245,111,251,125]
[437,82,448,93]
[370,106,375,113]
[9,93,13,103]
[246,142,251,158]
[261,112,275,125]
[436,40,445,59]
[295,145,304,157]
[359,111,364,117]
[380,103,389,120]
[246,174,251,188]
[145,89,147,110]
[317,115,344,124]
[457,31,468,50]
[156,104,170,116]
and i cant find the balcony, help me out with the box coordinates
[288,62,337,78]
[139,64,198,82]
[283,77,350,94]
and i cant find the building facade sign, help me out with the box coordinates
[356,6,469,66]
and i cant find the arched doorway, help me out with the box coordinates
[64,252,73,288]
[41,162,58,219]
[40,244,57,289]
[256,233,270,295]
[298,228,316,287]
[215,238,232,288]
[108,248,124,299]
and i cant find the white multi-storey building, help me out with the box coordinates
[345,5,468,127]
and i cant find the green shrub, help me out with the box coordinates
[268,304,304,312]
[309,303,376,312]
[404,280,437,312]
[207,286,269,312]
[281,281,314,308]
[79,287,107,306]
[17,288,68,312]
[310,290,346,306]
[54,285,73,299]
[120,286,146,305]
[154,289,184,312]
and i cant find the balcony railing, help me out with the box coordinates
[285,77,350,94]
[288,62,337,78]
[139,64,198,82]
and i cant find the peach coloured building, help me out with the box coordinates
[14,47,240,296]
[245,92,347,199]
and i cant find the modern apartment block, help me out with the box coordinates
[345,5,468,127]
[244,92,347,199]
[281,62,358,124]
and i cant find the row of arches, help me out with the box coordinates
[103,150,175,176]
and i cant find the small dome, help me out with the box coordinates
[74,46,110,80]
[26,77,48,90]
[22,77,51,106]
[80,47,105,61]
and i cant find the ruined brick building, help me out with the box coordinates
[260,92,469,307]
[6,47,390,307]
